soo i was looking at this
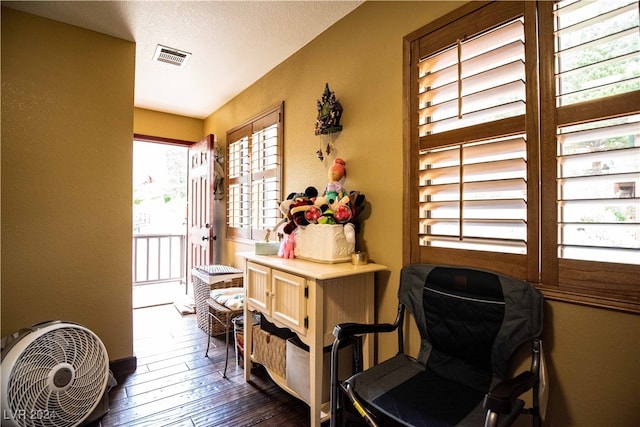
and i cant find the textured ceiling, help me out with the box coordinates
[3,1,363,119]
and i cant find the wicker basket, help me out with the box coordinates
[252,324,286,378]
[206,298,243,337]
[193,273,243,334]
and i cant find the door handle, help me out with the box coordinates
[202,235,217,241]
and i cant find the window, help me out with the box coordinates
[541,0,639,310]
[407,1,534,280]
[556,117,639,265]
[226,103,283,241]
[420,135,528,255]
[417,12,528,258]
[405,1,639,312]
[552,0,639,264]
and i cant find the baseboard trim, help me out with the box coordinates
[110,355,137,384]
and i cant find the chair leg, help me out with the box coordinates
[330,339,341,427]
[222,314,242,378]
[234,320,240,366]
[345,384,379,427]
[205,312,211,357]
[222,319,231,378]
[331,336,368,427]
[532,382,541,427]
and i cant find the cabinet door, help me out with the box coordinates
[271,269,307,335]
[246,261,270,313]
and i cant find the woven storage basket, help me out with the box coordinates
[206,298,243,337]
[193,274,243,334]
[252,324,286,378]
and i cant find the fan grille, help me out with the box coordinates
[5,325,109,427]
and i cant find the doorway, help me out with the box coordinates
[132,139,189,309]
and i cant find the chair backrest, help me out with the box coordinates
[398,264,543,392]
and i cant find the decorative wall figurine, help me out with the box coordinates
[315,83,343,136]
[314,83,343,164]
[319,135,337,165]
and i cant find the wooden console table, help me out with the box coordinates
[238,252,387,427]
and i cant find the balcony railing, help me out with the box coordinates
[133,234,186,286]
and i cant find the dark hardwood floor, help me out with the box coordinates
[95,304,313,427]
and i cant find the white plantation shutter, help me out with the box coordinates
[554,0,640,106]
[227,104,283,241]
[227,133,251,235]
[554,0,640,266]
[419,135,527,253]
[557,117,640,264]
[418,18,526,136]
[406,0,640,309]
[250,122,280,233]
[416,13,528,257]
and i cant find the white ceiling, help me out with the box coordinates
[2,1,363,119]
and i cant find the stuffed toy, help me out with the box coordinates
[331,195,353,223]
[278,232,295,259]
[304,186,319,200]
[279,199,296,235]
[304,205,322,224]
[280,187,319,234]
[324,158,347,204]
[313,195,329,212]
[290,197,314,226]
[348,191,366,218]
[318,209,337,225]
[305,194,332,224]
[285,186,319,203]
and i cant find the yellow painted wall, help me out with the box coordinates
[1,8,135,360]
[543,301,639,426]
[204,2,640,426]
[134,108,203,142]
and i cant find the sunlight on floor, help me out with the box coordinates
[132,281,187,309]
[132,303,200,345]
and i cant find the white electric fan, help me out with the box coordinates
[1,321,111,427]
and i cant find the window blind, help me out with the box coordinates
[226,103,283,241]
[418,18,526,136]
[250,123,280,231]
[419,135,527,254]
[554,0,640,106]
[417,16,528,255]
[227,135,250,232]
[555,0,640,265]
[407,0,639,311]
[557,116,640,265]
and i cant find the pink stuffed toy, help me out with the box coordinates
[278,232,295,259]
[324,158,347,204]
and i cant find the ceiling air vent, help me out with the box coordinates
[153,45,191,67]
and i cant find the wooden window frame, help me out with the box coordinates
[537,0,639,312]
[403,1,639,313]
[226,102,284,242]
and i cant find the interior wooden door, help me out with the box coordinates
[187,134,216,275]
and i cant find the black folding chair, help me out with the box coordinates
[330,264,544,427]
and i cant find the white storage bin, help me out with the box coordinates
[285,338,353,404]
